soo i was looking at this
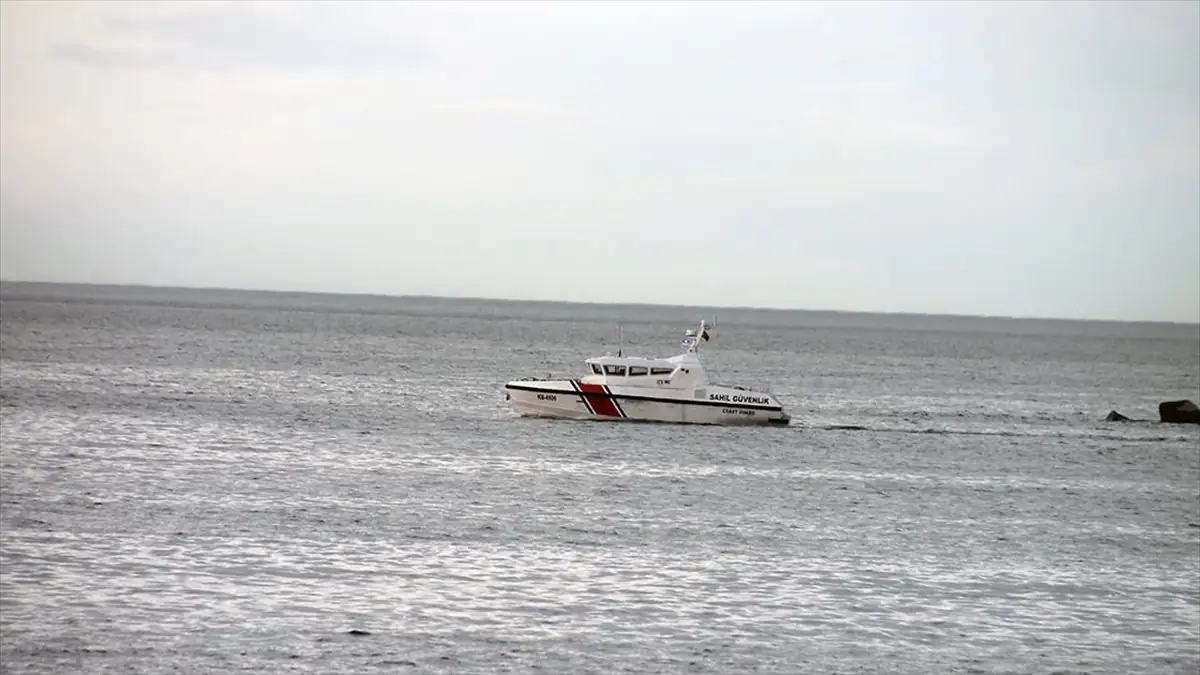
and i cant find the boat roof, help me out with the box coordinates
[585,353,693,368]
[585,318,713,370]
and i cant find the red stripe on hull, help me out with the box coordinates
[576,381,623,417]
[603,385,627,417]
[569,380,594,414]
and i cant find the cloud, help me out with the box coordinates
[49,3,427,73]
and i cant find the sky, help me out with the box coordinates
[1,0,1197,323]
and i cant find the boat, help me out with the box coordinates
[503,319,791,426]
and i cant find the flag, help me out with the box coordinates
[701,329,710,341]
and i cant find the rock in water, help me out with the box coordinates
[1158,399,1200,424]
[1105,410,1132,422]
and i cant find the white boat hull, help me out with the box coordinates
[504,379,791,426]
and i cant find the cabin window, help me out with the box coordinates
[603,364,627,376]
[591,363,603,375]
[628,366,648,376]
[650,367,673,376]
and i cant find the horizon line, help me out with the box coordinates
[1,278,1197,328]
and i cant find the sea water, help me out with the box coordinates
[1,282,1197,674]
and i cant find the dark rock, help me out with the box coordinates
[1159,399,1200,425]
[1104,410,1133,422]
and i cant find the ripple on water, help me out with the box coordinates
[2,292,1198,674]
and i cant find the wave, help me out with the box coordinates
[809,423,1194,443]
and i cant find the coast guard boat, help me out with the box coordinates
[504,319,791,426]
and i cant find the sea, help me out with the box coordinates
[1,281,1197,675]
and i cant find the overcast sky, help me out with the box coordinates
[1,0,1197,322]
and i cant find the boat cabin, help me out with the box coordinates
[583,355,705,388]
[578,318,714,389]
